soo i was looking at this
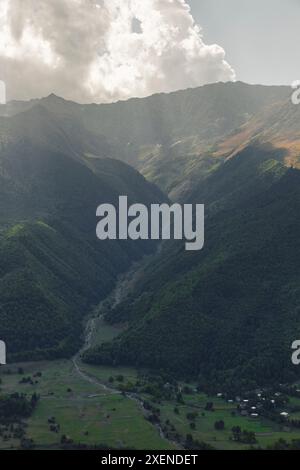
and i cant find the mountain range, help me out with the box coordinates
[1,82,294,199]
[0,81,299,389]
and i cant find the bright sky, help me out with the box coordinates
[0,0,298,103]
[188,0,300,86]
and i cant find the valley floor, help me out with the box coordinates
[2,316,300,450]
[1,261,300,451]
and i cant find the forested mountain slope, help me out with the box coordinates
[84,144,300,391]
[0,135,166,361]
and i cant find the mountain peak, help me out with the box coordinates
[44,93,65,102]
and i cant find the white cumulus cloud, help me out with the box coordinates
[0,0,236,103]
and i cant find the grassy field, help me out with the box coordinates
[0,360,173,450]
[142,390,300,450]
[3,359,300,450]
[89,317,125,349]
[0,316,174,450]
[2,313,300,450]
[157,393,272,450]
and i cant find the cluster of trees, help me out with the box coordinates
[267,439,300,450]
[185,434,215,450]
[231,426,256,444]
[109,371,180,401]
[214,420,225,431]
[0,422,27,441]
[0,392,39,422]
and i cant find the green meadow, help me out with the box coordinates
[2,316,300,451]
[2,359,300,450]
[0,360,172,450]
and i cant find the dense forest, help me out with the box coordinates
[0,140,165,360]
[83,144,300,391]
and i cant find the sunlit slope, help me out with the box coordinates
[0,82,291,197]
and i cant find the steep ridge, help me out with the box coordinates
[0,135,166,361]
[0,82,291,197]
[84,143,300,392]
